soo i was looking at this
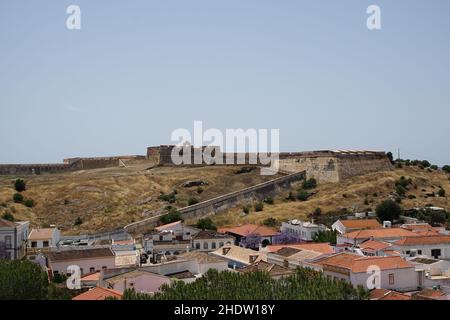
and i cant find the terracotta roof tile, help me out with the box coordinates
[72,287,122,300]
[266,243,334,254]
[339,219,382,230]
[343,228,417,240]
[0,218,18,228]
[28,228,56,240]
[394,235,450,246]
[47,248,114,261]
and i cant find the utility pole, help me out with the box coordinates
[397,148,401,160]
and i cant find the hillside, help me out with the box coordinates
[0,160,280,234]
[187,166,450,228]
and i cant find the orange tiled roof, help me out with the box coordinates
[359,240,392,251]
[0,218,18,228]
[379,291,411,300]
[317,253,414,273]
[72,287,122,300]
[266,243,334,254]
[343,228,417,240]
[218,224,278,237]
[339,219,382,230]
[415,288,447,298]
[80,271,101,282]
[394,235,450,246]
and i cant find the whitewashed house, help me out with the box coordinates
[281,219,327,241]
[28,227,61,249]
[0,218,29,260]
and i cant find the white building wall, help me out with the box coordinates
[350,268,419,292]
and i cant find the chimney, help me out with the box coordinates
[222,247,231,255]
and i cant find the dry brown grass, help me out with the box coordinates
[0,161,279,235]
[192,166,450,228]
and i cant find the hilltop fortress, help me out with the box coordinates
[0,145,393,183]
[147,145,393,183]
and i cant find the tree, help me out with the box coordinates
[387,152,394,164]
[13,193,23,203]
[0,259,49,300]
[1,211,14,222]
[14,179,26,192]
[312,230,338,245]
[438,188,446,197]
[443,165,450,173]
[428,210,447,225]
[263,196,274,205]
[263,217,278,228]
[196,218,217,231]
[160,209,182,225]
[239,233,262,249]
[273,232,302,245]
[122,268,368,300]
[376,200,402,222]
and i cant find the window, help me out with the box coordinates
[195,243,200,250]
[102,266,107,270]
[89,267,95,273]
[418,250,422,255]
[211,242,216,249]
[203,242,209,250]
[431,249,441,259]
[5,236,11,248]
[219,242,224,247]
[43,241,49,247]
[31,241,37,248]
[389,274,395,285]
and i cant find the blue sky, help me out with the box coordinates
[0,1,449,164]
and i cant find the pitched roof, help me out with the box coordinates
[343,228,417,240]
[339,219,382,230]
[218,224,278,237]
[193,230,234,240]
[379,291,411,300]
[103,269,169,284]
[72,287,122,300]
[266,243,334,254]
[238,261,294,277]
[0,218,18,228]
[155,220,182,231]
[273,247,302,257]
[316,252,414,273]
[414,288,447,299]
[359,240,392,252]
[179,251,227,264]
[47,248,114,261]
[394,235,450,246]
[28,228,56,240]
[210,245,266,265]
[80,271,101,282]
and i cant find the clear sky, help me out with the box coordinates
[1,1,449,164]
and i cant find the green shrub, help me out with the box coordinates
[74,217,83,225]
[376,200,402,222]
[263,217,278,227]
[438,188,446,197]
[24,199,35,208]
[254,201,264,212]
[196,218,217,231]
[196,187,204,194]
[1,211,14,222]
[286,191,296,201]
[188,197,199,206]
[263,196,274,205]
[395,185,407,197]
[14,179,26,192]
[242,205,250,214]
[13,193,23,203]
[160,209,182,225]
[302,178,317,190]
[297,190,309,201]
[443,165,450,173]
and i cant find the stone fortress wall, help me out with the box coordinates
[147,146,393,183]
[0,155,146,175]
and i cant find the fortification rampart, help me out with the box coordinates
[124,170,306,235]
[147,145,393,183]
[0,155,146,175]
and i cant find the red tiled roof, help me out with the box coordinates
[0,218,18,228]
[155,220,182,231]
[266,243,334,254]
[28,228,56,240]
[317,253,414,273]
[379,291,411,300]
[218,224,278,237]
[359,240,392,252]
[80,271,101,282]
[339,219,382,230]
[343,228,417,240]
[72,287,122,300]
[394,235,450,246]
